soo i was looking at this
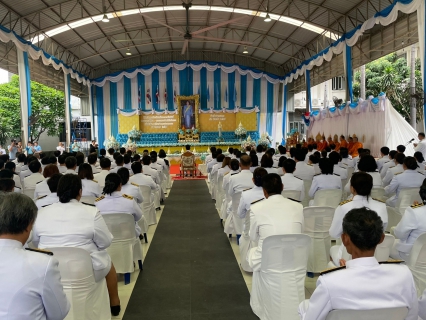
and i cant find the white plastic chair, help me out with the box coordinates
[312,189,342,208]
[49,247,110,320]
[301,180,312,207]
[303,206,334,273]
[396,188,422,215]
[80,196,96,205]
[224,192,243,240]
[250,234,311,320]
[325,307,408,320]
[139,185,157,226]
[23,188,35,199]
[371,187,386,202]
[102,214,143,285]
[282,190,302,202]
[406,232,426,296]
[374,234,395,262]
[347,167,355,179]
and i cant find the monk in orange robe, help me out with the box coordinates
[339,135,348,149]
[349,136,363,157]
[333,137,341,151]
[347,137,354,152]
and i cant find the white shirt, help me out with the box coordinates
[237,186,265,220]
[222,170,240,195]
[385,170,425,205]
[142,165,160,184]
[34,178,50,198]
[36,193,59,209]
[329,195,388,238]
[227,170,254,197]
[207,159,217,173]
[217,166,231,184]
[380,160,395,179]
[248,195,304,271]
[415,139,426,159]
[281,173,305,201]
[294,161,315,181]
[376,155,390,172]
[64,168,77,175]
[333,164,347,180]
[23,172,44,190]
[0,148,5,155]
[57,165,67,174]
[300,257,418,320]
[309,174,342,198]
[90,164,101,174]
[211,162,223,176]
[121,183,143,204]
[339,158,354,168]
[344,171,382,193]
[56,146,65,155]
[264,167,278,174]
[93,170,110,189]
[394,205,426,254]
[129,173,158,191]
[81,178,102,197]
[0,239,70,320]
[382,163,404,187]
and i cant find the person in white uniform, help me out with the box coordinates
[414,132,426,160]
[4,161,22,189]
[63,156,78,175]
[281,158,305,201]
[221,160,241,220]
[34,164,59,198]
[385,156,425,207]
[380,150,398,179]
[391,179,426,260]
[338,148,354,168]
[273,146,286,167]
[382,153,405,187]
[141,155,160,185]
[23,160,44,191]
[329,172,388,266]
[260,154,278,174]
[248,173,304,317]
[415,151,426,172]
[217,157,231,183]
[94,158,111,189]
[376,146,390,173]
[227,154,254,197]
[308,158,342,200]
[205,146,216,164]
[95,173,143,238]
[207,151,218,174]
[57,154,67,174]
[344,155,382,193]
[237,167,267,272]
[87,153,101,174]
[0,193,70,320]
[294,150,315,181]
[32,174,121,316]
[78,163,102,198]
[35,173,61,209]
[329,151,348,181]
[130,162,158,192]
[117,167,143,204]
[299,207,418,320]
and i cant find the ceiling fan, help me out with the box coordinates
[114,2,252,56]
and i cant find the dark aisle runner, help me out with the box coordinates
[124,180,257,320]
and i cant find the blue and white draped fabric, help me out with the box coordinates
[17,48,32,146]
[64,74,72,147]
[343,44,354,102]
[305,70,312,111]
[417,0,426,129]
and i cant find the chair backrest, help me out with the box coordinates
[210,171,218,185]
[371,187,386,201]
[282,190,301,202]
[303,206,335,234]
[139,185,152,201]
[261,234,311,272]
[181,153,195,169]
[102,213,135,241]
[23,188,35,199]
[301,180,313,207]
[347,167,355,178]
[374,234,395,262]
[313,189,342,208]
[80,196,96,205]
[325,307,408,320]
[406,232,426,267]
[397,188,422,215]
[231,192,242,213]
[48,247,94,283]
[217,175,224,192]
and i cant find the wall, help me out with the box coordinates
[38,131,59,151]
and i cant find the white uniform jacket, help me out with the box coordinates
[344,171,382,193]
[217,166,231,184]
[81,178,102,197]
[377,155,391,173]
[121,183,143,204]
[34,178,50,198]
[333,164,348,181]
[227,170,254,197]
[309,174,342,198]
[142,165,160,184]
[385,169,425,207]
[129,173,158,191]
[300,257,418,320]
[90,164,101,174]
[36,193,59,209]
[23,172,44,190]
[93,170,110,189]
[380,160,396,179]
[294,161,315,181]
[0,239,70,320]
[339,158,354,168]
[248,195,304,271]
[394,204,426,254]
[237,186,265,220]
[64,169,77,175]
[58,165,67,174]
[211,162,223,176]
[281,173,305,201]
[207,159,217,173]
[222,170,240,194]
[382,163,404,187]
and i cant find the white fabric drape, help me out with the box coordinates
[246,73,254,109]
[103,81,111,139]
[259,79,268,134]
[117,78,124,110]
[193,69,200,98]
[131,76,138,111]
[17,48,30,146]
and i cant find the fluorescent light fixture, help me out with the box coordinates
[102,14,109,22]
[243,46,248,54]
[264,13,271,22]
[126,48,132,56]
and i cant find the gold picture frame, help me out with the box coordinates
[177,95,200,131]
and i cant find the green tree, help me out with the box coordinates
[353,53,423,123]
[0,75,65,143]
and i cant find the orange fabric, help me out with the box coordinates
[334,142,341,151]
[317,141,327,151]
[340,140,348,148]
[349,142,363,157]
[347,142,354,151]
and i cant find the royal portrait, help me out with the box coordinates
[177,95,200,131]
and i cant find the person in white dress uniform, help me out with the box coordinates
[95,173,143,237]
[23,160,44,191]
[93,158,112,189]
[130,162,158,192]
[227,155,254,197]
[4,161,22,189]
[88,153,101,174]
[344,155,382,193]
[281,159,305,201]
[57,154,67,174]
[414,132,426,160]
[299,207,418,320]
[329,173,388,266]
[380,150,398,179]
[308,158,342,200]
[294,150,315,180]
[249,154,259,173]
[391,179,426,260]
[382,153,405,187]
[35,173,61,209]
[221,160,240,220]
[34,164,59,198]
[329,151,348,181]
[0,193,70,320]
[78,163,102,198]
[63,156,78,175]
[117,167,143,204]
[415,151,426,172]
[273,146,286,167]
[32,174,121,316]
[376,146,390,173]
[237,167,267,272]
[141,156,160,185]
[207,152,218,174]
[385,156,425,207]
[248,173,304,317]
[205,146,216,164]
[338,148,355,168]
[260,154,278,174]
[217,157,231,184]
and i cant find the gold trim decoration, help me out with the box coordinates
[177,95,200,131]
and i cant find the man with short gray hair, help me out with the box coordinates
[0,193,70,319]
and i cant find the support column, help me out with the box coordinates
[89,84,95,142]
[282,84,288,144]
[17,48,32,145]
[410,44,417,129]
[343,44,354,102]
[417,1,426,131]
[360,65,366,100]
[305,70,312,112]
[64,74,72,150]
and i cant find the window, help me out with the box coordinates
[332,76,344,90]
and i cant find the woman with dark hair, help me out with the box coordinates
[217,156,232,183]
[32,174,121,316]
[344,155,382,193]
[95,173,143,238]
[117,167,143,204]
[328,172,388,266]
[34,164,60,198]
[308,158,341,202]
[308,154,321,175]
[414,151,426,171]
[260,154,277,174]
[391,178,426,260]
[78,163,101,197]
[277,155,287,176]
[250,154,259,173]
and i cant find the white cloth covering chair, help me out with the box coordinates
[301,180,312,207]
[371,187,386,202]
[216,175,225,211]
[374,234,395,262]
[210,171,218,200]
[224,192,243,239]
[303,206,334,273]
[49,247,110,320]
[405,232,426,296]
[250,234,311,320]
[386,188,422,231]
[23,188,35,199]
[102,214,143,285]
[325,307,408,320]
[139,185,157,226]
[312,189,342,208]
[80,196,96,205]
[281,190,301,202]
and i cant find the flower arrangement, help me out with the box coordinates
[185,129,192,134]
[241,135,256,150]
[103,136,120,150]
[122,138,137,152]
[258,132,272,148]
[234,122,247,139]
[178,129,185,135]
[192,128,199,134]
[128,125,142,141]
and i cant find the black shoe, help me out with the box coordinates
[111,305,121,316]
[139,234,143,241]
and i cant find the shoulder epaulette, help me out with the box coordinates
[95,195,105,202]
[224,172,230,176]
[294,176,303,180]
[36,180,43,184]
[389,165,395,169]
[307,164,313,166]
[373,198,386,203]
[251,198,265,205]
[394,172,402,176]
[36,195,47,200]
[231,173,238,176]
[123,194,134,200]
[131,182,139,187]
[15,186,21,189]
[287,198,301,203]
[151,167,157,170]
[379,260,404,264]
[82,202,95,207]
[411,202,425,209]
[314,173,321,176]
[93,179,98,183]
[243,188,252,192]
[25,248,53,256]
[333,173,340,176]
[320,265,345,275]
[41,204,53,208]
[339,199,352,206]
[144,174,151,176]
[341,163,348,166]
[383,160,390,164]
